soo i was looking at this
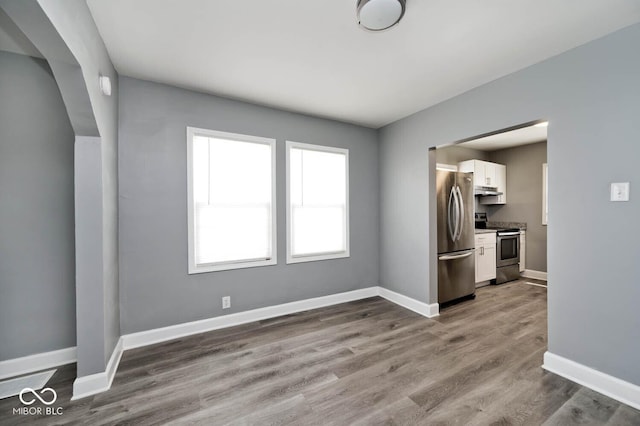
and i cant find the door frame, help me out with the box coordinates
[428,119,548,306]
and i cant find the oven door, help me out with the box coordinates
[497,232,520,267]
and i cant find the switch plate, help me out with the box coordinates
[222,296,231,309]
[610,182,630,202]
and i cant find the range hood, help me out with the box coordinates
[474,186,503,196]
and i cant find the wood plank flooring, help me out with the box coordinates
[2,279,639,425]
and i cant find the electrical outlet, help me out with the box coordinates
[222,296,231,309]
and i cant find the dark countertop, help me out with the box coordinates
[486,221,527,230]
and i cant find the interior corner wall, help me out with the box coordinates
[0,51,76,361]
[379,23,640,385]
[117,77,380,335]
[486,141,548,272]
[37,0,120,372]
[74,135,105,375]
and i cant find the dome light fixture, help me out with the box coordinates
[357,0,406,32]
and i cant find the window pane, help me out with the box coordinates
[289,144,348,259]
[292,206,345,255]
[208,138,272,204]
[196,205,270,264]
[290,148,346,206]
[192,133,273,267]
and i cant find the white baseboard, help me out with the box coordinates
[0,347,76,380]
[543,351,640,410]
[71,285,437,398]
[522,269,547,281]
[72,337,123,400]
[122,287,380,350]
[0,287,442,399]
[122,286,438,351]
[378,287,439,318]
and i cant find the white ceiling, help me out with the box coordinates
[86,0,640,128]
[461,124,547,151]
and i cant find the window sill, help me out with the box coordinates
[188,258,277,274]
[286,251,350,264]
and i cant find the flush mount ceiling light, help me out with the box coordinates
[357,0,406,31]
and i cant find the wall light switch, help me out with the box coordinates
[610,182,630,202]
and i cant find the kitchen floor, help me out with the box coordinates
[2,280,638,425]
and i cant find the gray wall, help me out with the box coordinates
[435,145,489,166]
[118,77,379,334]
[0,51,76,360]
[0,7,42,58]
[379,23,640,386]
[486,142,547,272]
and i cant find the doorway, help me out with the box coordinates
[430,120,549,308]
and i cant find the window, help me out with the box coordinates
[187,127,276,273]
[286,141,349,263]
[542,163,548,225]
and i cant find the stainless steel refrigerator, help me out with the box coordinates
[437,170,475,304]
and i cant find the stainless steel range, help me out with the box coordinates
[495,229,520,283]
[475,213,520,284]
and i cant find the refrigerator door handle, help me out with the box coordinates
[451,185,460,242]
[456,185,464,241]
[438,249,474,261]
[448,186,457,241]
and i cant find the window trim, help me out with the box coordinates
[285,141,350,264]
[542,162,548,226]
[187,126,277,274]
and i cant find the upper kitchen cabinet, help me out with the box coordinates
[458,160,507,205]
[481,163,506,205]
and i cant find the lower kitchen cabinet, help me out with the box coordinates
[475,232,496,283]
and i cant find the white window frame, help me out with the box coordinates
[187,127,277,274]
[542,163,548,226]
[286,141,350,264]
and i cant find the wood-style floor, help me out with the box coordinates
[2,280,639,425]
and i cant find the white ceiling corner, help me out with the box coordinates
[86,0,640,128]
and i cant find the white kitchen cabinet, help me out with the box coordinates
[519,230,526,272]
[472,161,486,186]
[475,232,496,283]
[480,164,506,205]
[458,160,507,205]
[484,163,497,187]
[458,160,484,187]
